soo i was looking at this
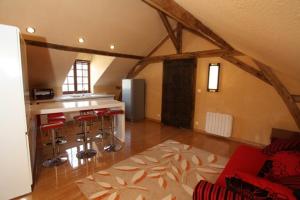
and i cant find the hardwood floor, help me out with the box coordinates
[18,120,244,200]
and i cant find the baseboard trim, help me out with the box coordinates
[193,128,265,148]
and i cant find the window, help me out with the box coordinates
[62,60,90,94]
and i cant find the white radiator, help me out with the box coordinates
[205,112,233,137]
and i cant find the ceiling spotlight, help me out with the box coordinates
[78,37,85,43]
[26,27,35,33]
[110,44,115,50]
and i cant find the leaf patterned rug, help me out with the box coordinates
[76,140,228,200]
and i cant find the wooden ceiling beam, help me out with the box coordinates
[142,0,233,50]
[221,55,271,85]
[254,60,300,129]
[25,40,144,60]
[127,32,171,78]
[176,23,183,53]
[292,95,300,103]
[141,49,242,65]
[158,11,180,52]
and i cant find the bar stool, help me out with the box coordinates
[47,112,67,145]
[41,121,68,167]
[94,108,109,139]
[76,109,94,142]
[74,114,97,159]
[104,109,124,152]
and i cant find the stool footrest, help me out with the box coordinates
[76,149,97,159]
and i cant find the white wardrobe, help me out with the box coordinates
[0,24,32,199]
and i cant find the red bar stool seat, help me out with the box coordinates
[94,108,109,139]
[74,113,97,159]
[104,109,124,152]
[40,121,68,167]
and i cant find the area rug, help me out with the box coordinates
[76,140,228,200]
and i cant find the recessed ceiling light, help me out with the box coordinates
[110,44,115,50]
[78,37,85,43]
[26,26,35,33]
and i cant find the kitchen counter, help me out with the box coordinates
[31,99,125,142]
[31,93,114,104]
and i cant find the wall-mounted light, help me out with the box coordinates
[78,37,85,43]
[207,63,220,92]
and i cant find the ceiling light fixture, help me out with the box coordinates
[26,26,35,33]
[78,37,85,43]
[110,44,115,50]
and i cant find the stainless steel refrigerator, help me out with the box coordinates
[122,79,145,121]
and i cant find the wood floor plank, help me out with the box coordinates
[18,120,244,200]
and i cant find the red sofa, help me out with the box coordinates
[193,143,299,200]
[215,145,268,188]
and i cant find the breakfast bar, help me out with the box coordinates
[31,99,125,142]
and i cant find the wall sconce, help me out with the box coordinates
[207,63,220,92]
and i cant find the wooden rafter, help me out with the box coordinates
[140,49,242,65]
[221,55,270,85]
[293,95,300,103]
[142,0,233,50]
[158,11,180,52]
[25,40,144,60]
[127,33,171,78]
[254,60,300,129]
[176,23,183,53]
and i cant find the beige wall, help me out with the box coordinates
[26,45,117,96]
[136,31,300,145]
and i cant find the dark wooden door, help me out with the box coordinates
[161,58,196,129]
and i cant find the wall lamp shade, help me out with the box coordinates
[207,63,220,92]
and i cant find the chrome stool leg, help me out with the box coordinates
[43,129,67,167]
[104,115,122,152]
[76,121,91,142]
[95,116,109,139]
[76,120,97,159]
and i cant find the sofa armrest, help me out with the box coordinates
[193,180,242,200]
[215,145,268,187]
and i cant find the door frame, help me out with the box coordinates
[161,58,197,129]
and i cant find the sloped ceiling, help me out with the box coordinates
[0,0,170,88]
[174,0,300,81]
[0,0,300,87]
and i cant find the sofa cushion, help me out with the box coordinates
[259,151,300,180]
[230,171,296,200]
[216,145,268,187]
[262,138,300,155]
[193,180,242,200]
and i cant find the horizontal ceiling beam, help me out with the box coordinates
[140,49,242,65]
[142,0,233,50]
[25,40,145,60]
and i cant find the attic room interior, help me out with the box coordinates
[1,0,300,199]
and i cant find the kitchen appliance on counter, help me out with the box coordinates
[32,88,54,100]
[122,79,145,121]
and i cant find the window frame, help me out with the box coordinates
[62,59,91,94]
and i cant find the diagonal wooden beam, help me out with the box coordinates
[221,55,271,85]
[183,27,223,49]
[293,95,300,103]
[143,0,233,50]
[127,33,171,78]
[158,11,180,52]
[25,40,144,60]
[254,60,300,129]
